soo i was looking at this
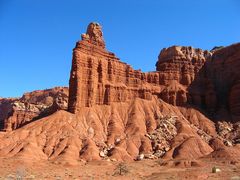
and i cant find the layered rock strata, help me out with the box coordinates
[207,44,240,121]
[0,22,239,163]
[68,22,240,124]
[156,43,240,122]
[68,22,162,113]
[156,46,211,107]
[0,87,68,131]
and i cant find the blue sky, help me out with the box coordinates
[0,0,240,97]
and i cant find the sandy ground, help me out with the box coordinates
[0,158,239,179]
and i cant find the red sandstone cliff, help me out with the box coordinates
[156,46,211,107]
[156,43,240,124]
[68,23,167,113]
[208,44,240,122]
[0,22,239,163]
[68,22,240,124]
[0,87,68,131]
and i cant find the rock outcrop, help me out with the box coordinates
[0,87,68,131]
[68,22,240,124]
[156,46,211,107]
[0,22,239,163]
[156,46,210,86]
[0,98,17,130]
[208,43,240,122]
[156,43,240,123]
[68,22,162,113]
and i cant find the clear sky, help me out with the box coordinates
[0,0,240,97]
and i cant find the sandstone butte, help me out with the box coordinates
[0,22,240,165]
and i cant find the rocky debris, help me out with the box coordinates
[217,121,233,139]
[136,154,144,161]
[98,144,115,159]
[212,167,221,173]
[99,150,106,158]
[13,101,48,113]
[143,153,156,159]
[48,92,68,111]
[115,138,121,144]
[134,115,178,161]
[0,87,68,131]
[232,123,240,144]
[147,116,177,158]
[190,124,212,143]
[216,121,240,146]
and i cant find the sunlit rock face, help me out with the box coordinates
[68,22,162,113]
[0,87,68,131]
[68,23,240,123]
[0,22,240,163]
[156,46,211,107]
[156,43,240,121]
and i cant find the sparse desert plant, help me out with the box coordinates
[113,163,129,176]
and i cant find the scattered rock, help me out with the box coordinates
[115,138,121,145]
[144,154,156,159]
[146,115,177,158]
[136,154,144,161]
[88,127,94,137]
[212,167,221,173]
[99,151,105,157]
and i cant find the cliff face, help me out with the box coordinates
[156,46,211,107]
[156,46,210,86]
[155,43,240,122]
[68,22,240,123]
[68,23,203,113]
[0,22,239,163]
[207,44,240,121]
[0,98,17,130]
[65,23,240,153]
[68,22,162,113]
[0,87,68,131]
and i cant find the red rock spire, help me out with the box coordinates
[81,22,106,49]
